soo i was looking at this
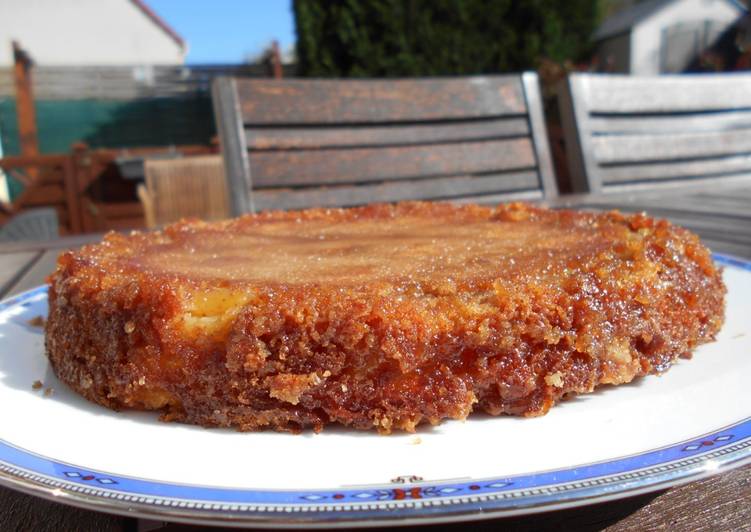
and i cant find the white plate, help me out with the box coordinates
[0,254,749,528]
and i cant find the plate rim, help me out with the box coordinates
[0,424,749,528]
[1,456,749,529]
[0,252,748,527]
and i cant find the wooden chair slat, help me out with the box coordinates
[246,118,530,150]
[576,206,751,238]
[20,184,66,206]
[448,190,544,204]
[253,171,540,211]
[595,195,751,220]
[592,130,751,164]
[589,111,751,135]
[601,155,751,185]
[600,172,751,194]
[213,78,253,214]
[136,184,156,229]
[579,74,751,113]
[248,139,535,187]
[522,72,558,197]
[143,155,230,227]
[236,77,527,125]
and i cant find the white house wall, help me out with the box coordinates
[630,0,743,75]
[0,0,185,67]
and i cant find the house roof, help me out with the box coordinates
[130,0,186,51]
[594,0,747,41]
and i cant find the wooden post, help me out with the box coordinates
[12,41,39,158]
[63,147,83,234]
[270,40,283,79]
[70,142,94,232]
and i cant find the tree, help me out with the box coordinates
[294,0,600,77]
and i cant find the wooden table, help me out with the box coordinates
[1,186,749,531]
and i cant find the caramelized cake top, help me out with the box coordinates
[74,202,667,290]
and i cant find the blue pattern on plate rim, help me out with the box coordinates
[0,253,748,523]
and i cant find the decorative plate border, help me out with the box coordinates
[0,253,748,527]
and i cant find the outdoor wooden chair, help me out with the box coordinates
[558,73,751,194]
[212,74,557,214]
[0,208,59,242]
[137,155,229,228]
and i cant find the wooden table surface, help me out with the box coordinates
[0,186,749,532]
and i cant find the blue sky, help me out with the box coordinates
[148,0,296,64]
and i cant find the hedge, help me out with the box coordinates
[293,0,600,77]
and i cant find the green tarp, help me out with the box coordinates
[0,96,215,155]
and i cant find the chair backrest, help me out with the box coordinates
[0,207,59,242]
[212,74,556,214]
[140,155,229,228]
[558,73,751,194]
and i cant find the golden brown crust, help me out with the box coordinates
[45,202,726,433]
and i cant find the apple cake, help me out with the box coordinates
[45,202,725,432]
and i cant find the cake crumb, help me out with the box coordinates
[410,436,422,445]
[32,380,43,390]
[27,316,45,327]
[268,373,319,405]
[44,387,54,397]
[124,321,135,334]
[545,371,564,388]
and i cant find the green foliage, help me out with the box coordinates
[293,0,600,77]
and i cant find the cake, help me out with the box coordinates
[45,202,726,433]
